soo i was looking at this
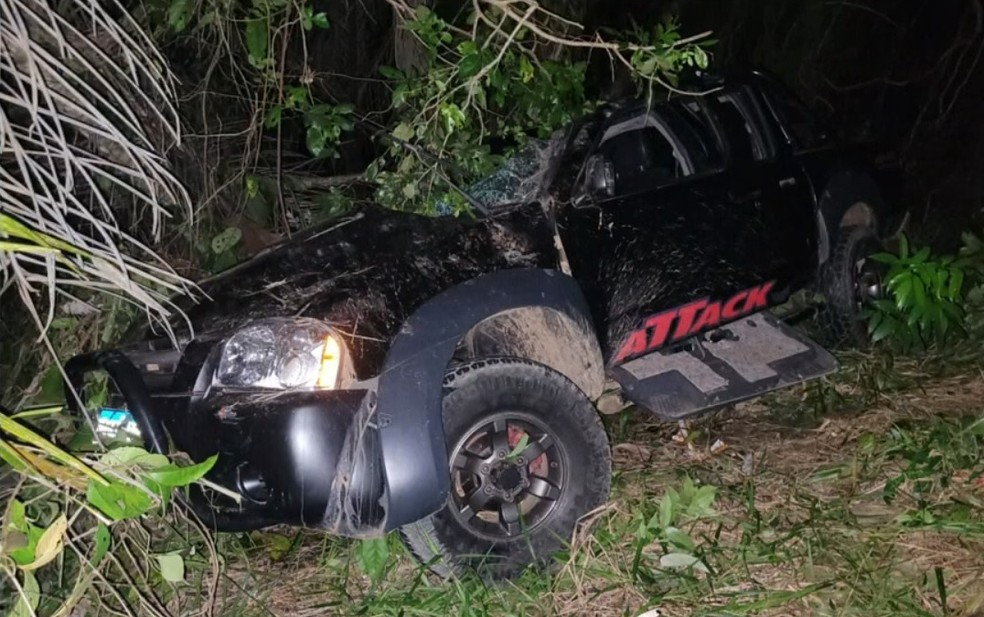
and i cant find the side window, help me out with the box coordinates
[711,90,772,162]
[598,115,690,195]
[667,99,725,174]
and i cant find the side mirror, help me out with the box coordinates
[584,154,615,199]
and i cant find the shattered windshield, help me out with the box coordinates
[434,137,558,215]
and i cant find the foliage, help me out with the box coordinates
[865,234,970,350]
[0,0,194,339]
[957,229,984,334]
[880,415,984,507]
[628,475,716,580]
[1,406,219,617]
[369,5,713,213]
[138,0,712,221]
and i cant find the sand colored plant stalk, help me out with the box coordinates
[0,0,195,339]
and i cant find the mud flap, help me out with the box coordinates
[611,313,838,421]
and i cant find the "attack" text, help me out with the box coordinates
[613,280,776,364]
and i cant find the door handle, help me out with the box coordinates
[779,176,797,188]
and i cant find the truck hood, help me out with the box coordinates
[142,203,559,378]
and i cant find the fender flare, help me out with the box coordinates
[374,267,598,530]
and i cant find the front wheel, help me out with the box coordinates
[818,224,886,346]
[400,357,612,580]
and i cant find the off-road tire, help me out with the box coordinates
[819,225,882,346]
[400,357,612,580]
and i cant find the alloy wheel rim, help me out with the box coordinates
[447,411,567,541]
[854,252,884,308]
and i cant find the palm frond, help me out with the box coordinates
[0,0,195,342]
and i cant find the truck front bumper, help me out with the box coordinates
[64,350,386,536]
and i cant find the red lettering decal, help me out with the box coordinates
[692,301,722,333]
[743,280,775,314]
[646,311,677,350]
[672,299,708,341]
[614,329,649,363]
[722,291,748,320]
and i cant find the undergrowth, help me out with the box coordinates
[125,357,982,617]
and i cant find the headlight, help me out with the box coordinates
[215,318,346,390]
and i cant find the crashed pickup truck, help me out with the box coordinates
[64,70,905,579]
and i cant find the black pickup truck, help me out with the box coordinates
[64,70,905,579]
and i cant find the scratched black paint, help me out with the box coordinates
[78,71,902,538]
[170,202,559,378]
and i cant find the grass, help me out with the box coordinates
[172,356,984,617]
[3,347,983,617]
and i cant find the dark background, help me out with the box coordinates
[279,0,984,245]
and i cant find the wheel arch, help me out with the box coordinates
[453,306,604,400]
[373,268,602,531]
[817,170,886,264]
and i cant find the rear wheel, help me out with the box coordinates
[400,357,611,580]
[819,225,885,346]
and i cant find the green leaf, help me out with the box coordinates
[507,432,529,461]
[686,485,716,518]
[356,537,389,582]
[911,246,930,264]
[4,501,43,566]
[458,50,484,78]
[264,106,283,129]
[392,122,414,142]
[899,234,910,259]
[911,276,927,310]
[894,276,913,310]
[0,438,30,472]
[210,227,241,255]
[36,364,63,403]
[21,514,66,571]
[659,489,676,529]
[664,526,695,551]
[868,308,884,332]
[312,12,330,29]
[9,499,27,530]
[378,65,404,81]
[659,552,708,572]
[868,252,898,265]
[934,269,949,298]
[99,447,169,470]
[92,523,111,567]
[167,0,191,32]
[906,304,924,327]
[870,317,897,342]
[5,532,34,566]
[156,552,185,583]
[286,86,309,108]
[681,476,697,501]
[949,267,965,300]
[9,571,40,617]
[519,55,535,83]
[439,103,465,135]
[86,479,154,521]
[306,126,326,157]
[144,454,218,488]
[245,18,269,64]
[211,251,237,274]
